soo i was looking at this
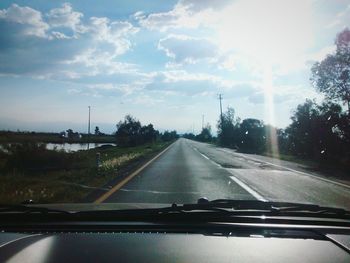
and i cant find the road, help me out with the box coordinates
[104,138,350,210]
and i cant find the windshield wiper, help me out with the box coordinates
[0,204,70,215]
[145,199,350,220]
[197,199,350,215]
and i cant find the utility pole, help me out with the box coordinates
[88,106,91,149]
[218,94,223,123]
[202,115,204,130]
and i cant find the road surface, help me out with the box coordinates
[104,138,350,210]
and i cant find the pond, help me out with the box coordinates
[0,143,116,152]
[46,143,116,152]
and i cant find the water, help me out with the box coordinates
[46,143,116,152]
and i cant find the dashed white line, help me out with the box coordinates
[190,142,268,201]
[199,153,210,160]
[193,147,222,168]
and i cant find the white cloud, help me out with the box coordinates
[0,4,49,37]
[46,3,85,34]
[135,0,230,32]
[135,2,212,31]
[158,34,218,64]
[0,3,139,79]
[138,0,316,74]
[88,18,139,56]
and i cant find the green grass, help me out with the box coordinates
[0,141,172,204]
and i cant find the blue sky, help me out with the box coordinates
[0,0,349,134]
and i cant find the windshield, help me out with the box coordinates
[0,0,349,211]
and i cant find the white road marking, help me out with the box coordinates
[220,149,350,190]
[200,153,210,160]
[228,174,267,201]
[192,147,222,168]
[189,141,268,200]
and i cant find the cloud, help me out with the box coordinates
[135,0,230,32]
[137,0,316,75]
[248,84,321,105]
[326,4,350,29]
[0,4,49,38]
[87,17,138,56]
[178,0,231,12]
[158,35,218,64]
[143,70,258,98]
[46,2,85,35]
[0,3,139,79]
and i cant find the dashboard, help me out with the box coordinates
[1,227,350,262]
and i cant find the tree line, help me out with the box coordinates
[115,115,179,147]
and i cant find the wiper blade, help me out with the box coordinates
[154,199,350,219]
[212,199,347,212]
[0,204,70,215]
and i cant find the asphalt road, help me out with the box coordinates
[105,138,350,210]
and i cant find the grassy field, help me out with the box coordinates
[0,141,172,204]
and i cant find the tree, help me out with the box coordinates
[239,118,265,153]
[115,115,142,147]
[285,99,348,163]
[140,124,157,143]
[217,107,240,148]
[196,124,212,142]
[311,28,350,113]
[182,133,196,140]
[66,129,74,139]
[94,126,100,136]
[161,130,179,141]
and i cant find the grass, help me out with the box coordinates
[262,152,319,168]
[261,151,350,180]
[0,141,172,204]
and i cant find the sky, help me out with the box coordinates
[0,0,349,134]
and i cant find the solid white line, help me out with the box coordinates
[229,175,267,201]
[221,149,350,190]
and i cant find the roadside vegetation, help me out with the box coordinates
[0,116,178,204]
[184,28,350,174]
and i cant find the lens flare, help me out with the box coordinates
[263,65,280,158]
